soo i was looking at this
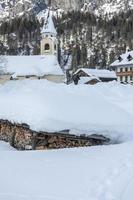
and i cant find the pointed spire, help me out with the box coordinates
[41,10,57,36]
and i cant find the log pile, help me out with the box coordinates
[0,120,109,150]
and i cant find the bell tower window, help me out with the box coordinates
[45,43,50,50]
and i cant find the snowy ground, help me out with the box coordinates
[0,141,15,151]
[1,80,133,199]
[0,80,133,142]
[1,141,133,200]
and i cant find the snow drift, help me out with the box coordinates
[0,80,133,141]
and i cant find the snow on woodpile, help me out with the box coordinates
[0,80,133,141]
[111,50,133,66]
[0,55,63,77]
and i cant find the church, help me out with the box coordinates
[0,12,64,84]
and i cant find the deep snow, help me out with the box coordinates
[0,81,133,200]
[0,80,133,142]
[1,141,133,200]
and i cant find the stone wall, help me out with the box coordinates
[0,120,108,150]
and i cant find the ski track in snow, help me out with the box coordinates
[94,153,133,200]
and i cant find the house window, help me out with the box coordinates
[130,76,133,81]
[44,43,50,50]
[120,68,123,72]
[125,76,128,82]
[120,76,122,82]
[125,67,128,72]
[130,67,132,71]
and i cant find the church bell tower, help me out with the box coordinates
[40,11,58,57]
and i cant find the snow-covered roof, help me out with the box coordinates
[0,55,63,77]
[76,68,117,79]
[78,76,100,84]
[41,12,57,36]
[110,50,133,67]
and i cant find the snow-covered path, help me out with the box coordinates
[1,141,133,200]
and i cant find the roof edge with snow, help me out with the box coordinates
[110,50,133,67]
[75,68,117,79]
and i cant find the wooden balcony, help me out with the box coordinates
[117,71,133,76]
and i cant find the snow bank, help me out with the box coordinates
[0,80,133,141]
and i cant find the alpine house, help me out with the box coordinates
[110,50,133,83]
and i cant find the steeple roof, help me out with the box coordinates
[42,11,57,36]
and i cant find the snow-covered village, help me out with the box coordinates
[0,0,133,200]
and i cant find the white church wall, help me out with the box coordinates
[44,75,65,83]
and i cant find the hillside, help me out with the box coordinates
[57,10,133,68]
[51,0,133,17]
[0,0,47,19]
[0,0,133,18]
